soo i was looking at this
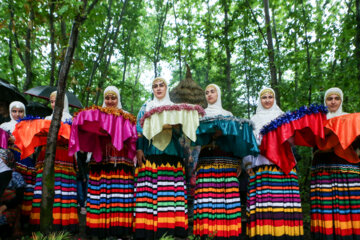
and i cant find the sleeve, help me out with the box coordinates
[242,155,254,171]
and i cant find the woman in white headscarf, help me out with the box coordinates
[0,101,36,219]
[86,86,136,239]
[30,91,79,232]
[134,77,188,239]
[310,87,360,239]
[0,101,26,134]
[193,84,248,239]
[243,87,304,239]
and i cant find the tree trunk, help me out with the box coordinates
[271,6,282,84]
[205,0,211,85]
[355,0,360,94]
[40,0,99,232]
[173,0,182,81]
[8,14,17,87]
[23,2,35,91]
[49,0,56,86]
[131,61,141,113]
[263,0,279,105]
[301,0,312,105]
[223,0,232,111]
[153,0,169,77]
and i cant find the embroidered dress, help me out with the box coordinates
[30,146,79,232]
[311,152,360,240]
[193,116,258,239]
[134,84,191,239]
[86,143,134,238]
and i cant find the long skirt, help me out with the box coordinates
[10,145,36,217]
[247,165,303,240]
[86,159,134,238]
[193,147,242,239]
[311,154,360,240]
[134,154,188,239]
[30,147,79,232]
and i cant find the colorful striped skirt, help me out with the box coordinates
[10,146,36,217]
[193,147,242,239]
[247,165,303,240]
[134,154,188,239]
[311,153,360,240]
[30,147,79,232]
[86,159,134,238]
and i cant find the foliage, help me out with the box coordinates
[20,231,72,240]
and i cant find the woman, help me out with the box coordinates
[30,92,79,232]
[243,87,304,239]
[0,148,25,239]
[85,86,135,239]
[134,77,188,239]
[0,101,36,218]
[310,87,360,239]
[193,84,245,239]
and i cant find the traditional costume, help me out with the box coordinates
[243,88,304,239]
[310,87,360,240]
[193,84,258,239]
[69,86,137,238]
[0,101,36,218]
[134,78,202,239]
[27,93,79,232]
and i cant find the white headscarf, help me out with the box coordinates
[45,91,72,122]
[145,77,173,111]
[102,86,122,109]
[324,87,347,119]
[250,87,283,140]
[0,101,26,133]
[204,84,233,117]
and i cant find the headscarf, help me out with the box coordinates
[250,87,283,140]
[45,91,72,122]
[0,101,26,133]
[324,87,347,119]
[145,77,173,111]
[204,84,233,117]
[0,149,12,173]
[102,86,122,109]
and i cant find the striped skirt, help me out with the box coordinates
[193,147,242,239]
[30,147,79,232]
[247,165,303,240]
[134,154,188,239]
[10,146,36,217]
[86,159,134,238]
[311,156,360,240]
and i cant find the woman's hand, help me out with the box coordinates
[136,149,145,167]
[247,168,254,176]
[8,135,15,144]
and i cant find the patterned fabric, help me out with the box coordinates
[193,147,242,239]
[311,152,360,240]
[86,144,134,238]
[0,189,16,226]
[10,145,36,216]
[247,165,304,239]
[134,154,188,239]
[30,147,79,233]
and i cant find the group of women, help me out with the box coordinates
[0,77,358,240]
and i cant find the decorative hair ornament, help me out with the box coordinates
[104,90,118,97]
[325,91,341,99]
[260,89,275,97]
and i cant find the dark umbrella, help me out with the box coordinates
[26,101,53,118]
[0,78,28,105]
[24,86,83,108]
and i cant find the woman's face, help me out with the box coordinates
[11,107,25,120]
[325,94,341,113]
[260,92,275,109]
[50,95,56,110]
[152,80,167,100]
[104,93,118,108]
[205,86,218,105]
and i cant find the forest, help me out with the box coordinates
[0,0,359,236]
